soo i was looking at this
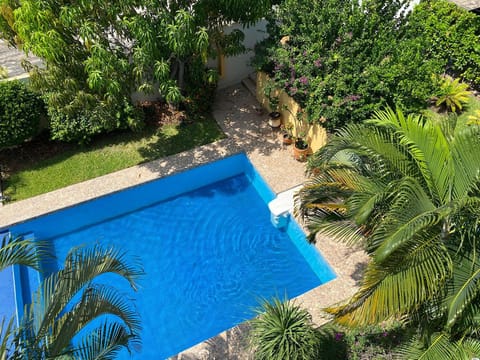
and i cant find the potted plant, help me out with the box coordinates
[280,123,294,145]
[264,80,282,128]
[282,106,310,161]
[293,129,309,161]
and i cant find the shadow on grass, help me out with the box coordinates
[137,116,225,162]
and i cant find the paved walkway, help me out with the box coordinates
[0,85,367,359]
[0,40,42,79]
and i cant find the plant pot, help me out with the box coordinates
[282,133,293,145]
[268,111,282,128]
[293,140,309,161]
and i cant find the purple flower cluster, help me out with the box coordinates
[314,58,322,68]
[299,76,308,85]
[344,94,361,102]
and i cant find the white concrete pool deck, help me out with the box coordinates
[0,85,367,360]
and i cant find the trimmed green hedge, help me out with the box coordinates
[0,81,45,148]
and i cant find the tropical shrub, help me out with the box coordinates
[1,243,143,359]
[431,75,471,113]
[248,297,320,360]
[0,81,45,148]
[406,0,480,87]
[296,108,480,358]
[0,0,272,143]
[255,0,480,129]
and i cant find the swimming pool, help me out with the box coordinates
[5,153,336,359]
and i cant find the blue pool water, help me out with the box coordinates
[6,153,335,359]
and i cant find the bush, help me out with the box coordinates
[255,0,480,129]
[49,97,143,144]
[0,81,45,148]
[248,297,320,360]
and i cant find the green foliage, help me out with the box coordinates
[296,108,480,358]
[10,245,143,359]
[407,0,480,86]
[3,117,224,202]
[316,322,409,360]
[432,75,471,113]
[0,0,271,143]
[249,297,320,360]
[0,81,45,148]
[256,0,480,129]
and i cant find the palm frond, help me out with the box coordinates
[33,245,143,340]
[48,284,141,355]
[73,322,141,360]
[326,235,451,327]
[451,125,480,198]
[0,317,14,360]
[444,251,480,330]
[397,332,460,360]
[0,234,43,272]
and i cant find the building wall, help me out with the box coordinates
[256,72,328,153]
[211,20,268,89]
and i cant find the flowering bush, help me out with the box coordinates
[254,0,480,130]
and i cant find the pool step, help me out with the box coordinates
[268,185,303,228]
[12,232,42,325]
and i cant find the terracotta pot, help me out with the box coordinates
[282,133,293,145]
[293,140,309,161]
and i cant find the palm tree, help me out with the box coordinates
[296,107,480,358]
[1,236,143,360]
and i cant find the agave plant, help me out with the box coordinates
[296,107,480,358]
[248,297,319,360]
[432,75,471,113]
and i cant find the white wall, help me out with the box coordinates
[211,20,268,89]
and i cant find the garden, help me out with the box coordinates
[2,0,480,359]
[246,0,480,359]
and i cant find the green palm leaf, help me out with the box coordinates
[0,234,43,272]
[326,234,451,326]
[398,332,461,360]
[0,317,14,360]
[74,322,140,360]
[444,252,480,330]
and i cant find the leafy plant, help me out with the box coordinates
[255,0,480,129]
[10,245,143,359]
[432,75,471,113]
[0,66,7,79]
[296,107,480,358]
[248,297,320,360]
[0,0,272,143]
[263,79,280,113]
[467,109,480,126]
[0,81,45,148]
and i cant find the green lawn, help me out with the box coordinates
[4,117,225,202]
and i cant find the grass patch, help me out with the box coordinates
[3,117,225,202]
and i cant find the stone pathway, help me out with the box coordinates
[0,85,368,360]
[0,40,42,79]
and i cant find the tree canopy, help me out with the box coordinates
[0,0,271,142]
[296,108,480,358]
